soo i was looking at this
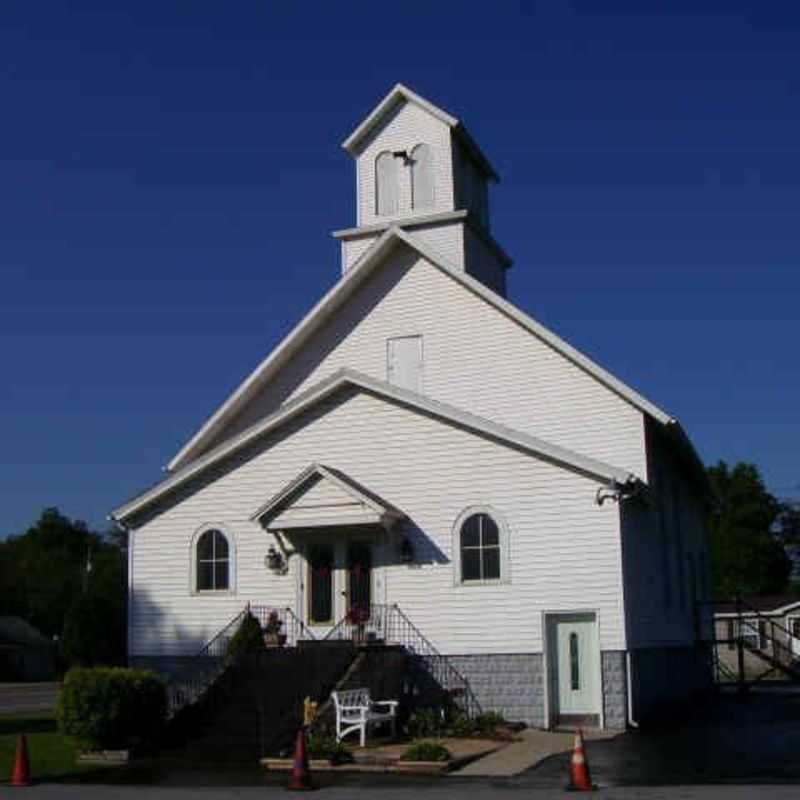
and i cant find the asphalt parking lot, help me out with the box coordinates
[514,683,800,788]
[6,682,800,794]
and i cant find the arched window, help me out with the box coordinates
[195,528,230,592]
[411,143,434,210]
[453,509,509,584]
[375,151,399,216]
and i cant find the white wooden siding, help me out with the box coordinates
[130,389,625,657]
[212,249,647,477]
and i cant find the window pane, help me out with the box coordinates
[481,515,499,546]
[197,562,214,591]
[197,532,213,560]
[214,560,229,591]
[213,530,229,559]
[569,633,580,690]
[462,548,481,581]
[482,546,500,580]
[461,515,481,548]
[348,544,371,616]
[309,545,333,624]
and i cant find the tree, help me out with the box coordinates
[0,507,126,665]
[707,461,792,598]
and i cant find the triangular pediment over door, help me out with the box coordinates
[250,463,404,532]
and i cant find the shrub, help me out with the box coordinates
[448,712,477,737]
[306,733,354,765]
[474,711,507,734]
[225,611,263,660]
[57,667,167,750]
[399,741,451,762]
[407,708,445,739]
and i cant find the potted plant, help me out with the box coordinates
[346,605,370,644]
[263,611,286,647]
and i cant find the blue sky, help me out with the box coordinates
[2,1,799,536]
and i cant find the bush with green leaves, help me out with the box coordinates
[474,711,506,734]
[407,708,445,739]
[56,667,166,750]
[225,611,263,660]
[399,741,451,762]
[306,733,354,764]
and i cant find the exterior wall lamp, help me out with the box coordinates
[266,545,287,574]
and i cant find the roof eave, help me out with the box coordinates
[341,84,500,182]
[341,83,458,154]
[113,368,633,524]
[166,224,677,472]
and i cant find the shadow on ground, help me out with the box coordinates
[24,684,800,789]
[513,684,800,788]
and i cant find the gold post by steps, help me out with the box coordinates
[303,696,318,727]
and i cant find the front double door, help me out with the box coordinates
[303,538,375,636]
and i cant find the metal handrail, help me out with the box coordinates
[196,607,248,659]
[167,603,316,716]
[699,597,800,685]
[324,603,481,717]
[247,604,317,648]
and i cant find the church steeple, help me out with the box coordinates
[332,84,511,296]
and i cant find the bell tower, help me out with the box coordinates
[333,84,512,296]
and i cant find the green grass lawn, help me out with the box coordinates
[0,711,112,783]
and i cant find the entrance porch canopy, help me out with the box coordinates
[250,463,404,532]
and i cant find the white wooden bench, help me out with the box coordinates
[331,688,398,747]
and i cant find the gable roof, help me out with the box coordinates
[250,463,404,529]
[112,368,636,524]
[341,83,500,182]
[167,225,677,473]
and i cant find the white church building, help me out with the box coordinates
[112,83,712,729]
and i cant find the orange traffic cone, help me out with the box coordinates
[567,729,595,792]
[10,733,31,787]
[287,727,314,791]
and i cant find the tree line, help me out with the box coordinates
[0,507,126,668]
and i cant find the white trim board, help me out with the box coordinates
[341,82,500,182]
[250,462,404,529]
[112,368,636,523]
[165,225,679,473]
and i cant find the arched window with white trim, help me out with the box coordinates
[411,143,434,210]
[195,528,230,592]
[453,508,510,585]
[375,151,399,216]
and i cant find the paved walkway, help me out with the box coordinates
[453,727,617,776]
[0,683,59,714]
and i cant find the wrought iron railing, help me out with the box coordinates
[323,603,481,717]
[166,603,315,715]
[699,597,800,687]
[247,604,316,648]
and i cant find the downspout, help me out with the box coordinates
[626,650,639,728]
